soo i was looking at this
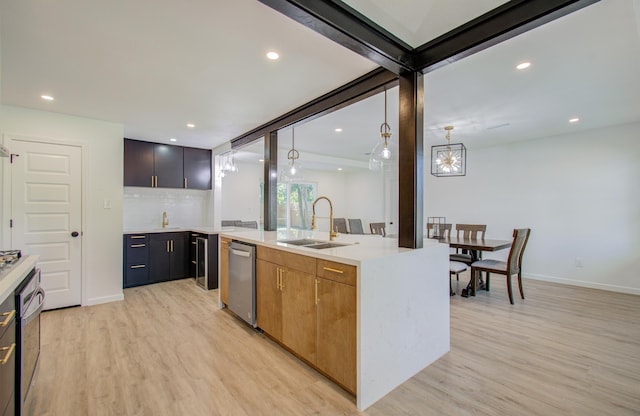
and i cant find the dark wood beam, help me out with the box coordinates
[263,131,278,231]
[413,0,600,73]
[397,71,424,249]
[257,0,414,73]
[231,67,397,148]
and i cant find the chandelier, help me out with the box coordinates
[431,126,466,177]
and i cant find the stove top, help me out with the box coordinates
[0,250,23,275]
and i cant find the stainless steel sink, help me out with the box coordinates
[304,242,351,249]
[277,238,324,246]
[277,239,351,249]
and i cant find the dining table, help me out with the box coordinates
[434,236,512,297]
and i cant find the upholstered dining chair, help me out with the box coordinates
[470,228,531,304]
[348,219,364,234]
[238,221,258,229]
[449,261,467,296]
[332,218,348,234]
[369,222,386,236]
[450,224,487,265]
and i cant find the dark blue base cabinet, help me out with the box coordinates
[123,232,218,289]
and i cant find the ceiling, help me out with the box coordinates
[2,0,640,172]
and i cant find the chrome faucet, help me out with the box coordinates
[162,211,169,228]
[311,196,338,241]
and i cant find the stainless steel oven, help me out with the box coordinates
[15,267,44,416]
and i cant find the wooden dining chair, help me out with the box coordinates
[426,223,451,239]
[332,218,348,234]
[450,224,487,265]
[348,219,364,234]
[369,222,386,236]
[470,228,531,304]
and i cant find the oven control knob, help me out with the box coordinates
[71,231,80,237]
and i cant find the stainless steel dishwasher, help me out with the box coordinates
[228,241,256,326]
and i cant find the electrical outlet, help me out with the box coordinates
[575,257,583,268]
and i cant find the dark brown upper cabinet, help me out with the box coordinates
[124,138,211,189]
[183,147,212,190]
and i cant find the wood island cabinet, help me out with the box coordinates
[316,260,357,394]
[255,246,356,394]
[219,237,231,305]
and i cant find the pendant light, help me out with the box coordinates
[369,88,396,171]
[431,126,466,177]
[281,127,302,182]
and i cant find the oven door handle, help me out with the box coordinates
[22,287,46,326]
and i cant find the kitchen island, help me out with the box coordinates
[218,229,449,411]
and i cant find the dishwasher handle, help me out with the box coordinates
[230,248,251,258]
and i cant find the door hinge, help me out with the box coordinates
[9,219,13,228]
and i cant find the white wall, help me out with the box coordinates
[220,161,263,224]
[123,187,211,230]
[1,105,125,305]
[425,122,640,293]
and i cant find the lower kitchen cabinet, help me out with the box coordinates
[219,237,231,304]
[123,234,151,288]
[316,276,357,394]
[124,232,189,287]
[255,246,355,393]
[149,232,188,282]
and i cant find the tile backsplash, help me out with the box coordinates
[123,187,212,230]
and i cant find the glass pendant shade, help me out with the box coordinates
[431,126,466,177]
[369,88,396,171]
[281,128,303,181]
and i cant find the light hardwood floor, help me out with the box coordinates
[26,274,640,415]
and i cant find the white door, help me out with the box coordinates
[10,138,82,310]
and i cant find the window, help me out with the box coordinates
[277,182,316,230]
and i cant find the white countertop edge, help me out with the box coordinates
[123,226,235,235]
[0,255,39,301]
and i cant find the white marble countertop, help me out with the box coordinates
[0,255,39,301]
[219,229,443,266]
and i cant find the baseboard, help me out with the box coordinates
[525,274,640,296]
[85,293,124,306]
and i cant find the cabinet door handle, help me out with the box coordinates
[151,176,154,187]
[131,235,146,239]
[130,265,146,269]
[323,267,344,274]
[0,310,16,327]
[166,241,170,252]
[171,240,174,252]
[315,279,319,305]
[0,343,16,365]
[184,177,188,188]
[130,244,146,248]
[280,269,285,290]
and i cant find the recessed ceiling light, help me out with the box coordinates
[335,128,343,132]
[337,168,343,171]
[569,118,580,123]
[186,123,195,128]
[41,95,54,101]
[259,159,264,162]
[169,138,177,142]
[516,62,531,70]
[266,51,279,60]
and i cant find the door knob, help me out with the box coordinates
[71,231,80,237]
